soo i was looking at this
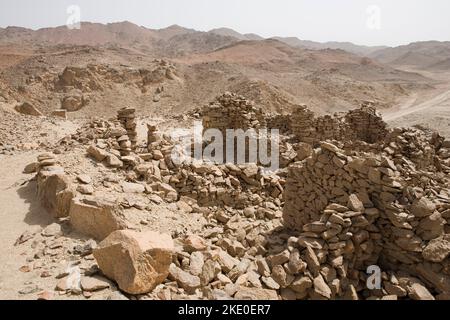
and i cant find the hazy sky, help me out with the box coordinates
[1,0,449,46]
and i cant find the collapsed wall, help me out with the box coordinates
[283,141,450,298]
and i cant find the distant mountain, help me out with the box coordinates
[209,28,264,41]
[272,36,387,56]
[2,21,448,70]
[0,21,239,57]
[370,41,450,69]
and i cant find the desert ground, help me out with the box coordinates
[0,22,449,300]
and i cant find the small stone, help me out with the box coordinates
[37,290,53,300]
[23,162,38,174]
[313,274,332,299]
[411,197,436,218]
[80,276,110,292]
[234,287,278,300]
[41,223,62,237]
[266,250,290,267]
[290,276,312,294]
[347,194,365,212]
[169,264,201,294]
[19,265,31,273]
[422,235,450,262]
[77,174,92,184]
[183,235,207,253]
[408,283,435,300]
[189,252,204,276]
[200,259,221,286]
[261,276,280,290]
[77,184,94,195]
[121,182,145,193]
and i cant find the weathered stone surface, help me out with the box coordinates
[422,235,450,262]
[80,276,110,292]
[93,230,174,294]
[121,182,145,193]
[37,173,75,218]
[69,197,126,240]
[411,197,436,218]
[234,286,278,300]
[408,283,435,300]
[15,102,43,116]
[183,235,207,253]
[169,264,201,293]
[87,145,108,162]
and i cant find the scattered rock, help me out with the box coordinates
[93,230,174,294]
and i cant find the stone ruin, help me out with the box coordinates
[289,102,388,146]
[117,107,138,154]
[26,92,450,300]
[202,92,267,132]
[283,141,450,299]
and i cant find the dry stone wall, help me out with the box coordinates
[289,104,387,145]
[283,141,450,298]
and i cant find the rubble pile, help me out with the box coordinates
[17,92,450,300]
[168,162,284,208]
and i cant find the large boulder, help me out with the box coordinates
[93,230,174,294]
[15,102,43,116]
[69,197,126,240]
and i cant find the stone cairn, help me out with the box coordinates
[117,107,137,156]
[282,141,450,299]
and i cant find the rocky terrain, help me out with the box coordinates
[0,21,450,301]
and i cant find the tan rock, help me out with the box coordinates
[411,197,436,218]
[87,145,108,162]
[168,264,201,293]
[93,230,174,294]
[234,286,278,300]
[15,102,43,116]
[80,276,110,292]
[69,197,126,240]
[422,235,450,262]
[408,283,435,300]
[183,234,207,253]
[37,173,75,218]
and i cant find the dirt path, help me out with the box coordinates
[0,151,54,299]
[380,70,450,139]
[0,119,80,299]
[382,86,450,122]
